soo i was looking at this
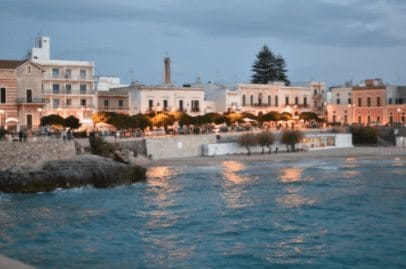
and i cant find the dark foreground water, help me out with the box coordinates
[1,157,405,268]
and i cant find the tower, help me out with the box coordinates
[30,36,50,60]
[164,57,171,85]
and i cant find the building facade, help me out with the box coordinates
[0,60,43,130]
[29,36,96,120]
[326,86,353,124]
[96,90,129,114]
[238,82,322,118]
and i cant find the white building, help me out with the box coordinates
[238,82,323,117]
[28,36,96,120]
[96,76,129,92]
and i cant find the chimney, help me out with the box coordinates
[164,57,171,85]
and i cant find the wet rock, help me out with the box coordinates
[0,155,146,193]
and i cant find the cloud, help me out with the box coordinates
[2,0,406,47]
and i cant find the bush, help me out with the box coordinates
[238,133,257,155]
[256,132,275,154]
[280,130,304,152]
[351,126,377,145]
[88,133,119,158]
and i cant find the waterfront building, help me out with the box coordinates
[326,85,353,125]
[28,36,96,121]
[238,82,325,118]
[96,89,129,114]
[326,79,406,126]
[0,60,43,130]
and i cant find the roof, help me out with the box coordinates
[0,60,26,69]
[32,59,93,67]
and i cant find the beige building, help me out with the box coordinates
[0,60,44,130]
[238,82,325,118]
[326,86,354,124]
[29,36,95,120]
[96,90,129,114]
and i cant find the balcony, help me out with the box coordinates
[191,107,200,112]
[43,88,96,95]
[16,98,46,104]
[99,106,129,111]
[43,74,94,82]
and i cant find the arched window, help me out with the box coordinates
[258,93,263,106]
[250,95,254,106]
[242,95,246,106]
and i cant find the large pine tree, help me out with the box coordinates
[251,45,289,85]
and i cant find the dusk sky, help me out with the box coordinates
[1,0,406,87]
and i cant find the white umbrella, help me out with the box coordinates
[243,118,256,122]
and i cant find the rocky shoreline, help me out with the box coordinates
[0,154,146,193]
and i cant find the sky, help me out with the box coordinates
[1,0,406,87]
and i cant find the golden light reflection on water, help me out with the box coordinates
[276,186,317,208]
[222,161,248,184]
[221,161,254,209]
[342,157,360,169]
[280,167,303,183]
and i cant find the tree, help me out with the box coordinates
[280,130,304,152]
[238,133,257,156]
[256,132,275,154]
[64,115,81,129]
[40,114,64,127]
[251,45,289,85]
[275,54,290,85]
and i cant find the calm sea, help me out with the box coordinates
[0,156,405,268]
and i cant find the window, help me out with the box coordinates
[27,66,31,73]
[389,113,393,124]
[337,98,340,105]
[26,89,32,103]
[268,95,271,105]
[80,69,86,79]
[336,93,340,97]
[377,116,380,122]
[367,97,371,107]
[314,89,317,95]
[304,97,307,106]
[295,97,299,105]
[104,99,109,108]
[348,98,352,104]
[191,100,199,112]
[344,115,348,124]
[149,99,153,109]
[389,98,392,104]
[285,96,289,106]
[275,96,278,107]
[163,100,168,110]
[52,68,60,78]
[66,84,72,94]
[179,100,184,111]
[80,84,87,94]
[242,95,246,106]
[66,99,72,106]
[118,99,123,108]
[250,95,253,106]
[333,115,336,123]
[258,93,262,106]
[358,97,362,107]
[52,84,60,93]
[400,98,403,104]
[367,115,370,123]
[358,116,361,124]
[53,98,60,109]
[1,88,6,103]
[65,69,71,79]
[377,97,381,107]
[81,99,87,107]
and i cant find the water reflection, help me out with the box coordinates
[222,161,248,184]
[221,161,254,209]
[342,157,360,169]
[276,186,316,208]
[280,167,303,183]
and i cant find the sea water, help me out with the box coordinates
[0,157,405,268]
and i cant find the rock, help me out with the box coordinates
[114,149,137,165]
[0,155,146,193]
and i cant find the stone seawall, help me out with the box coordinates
[0,139,76,171]
[145,134,217,160]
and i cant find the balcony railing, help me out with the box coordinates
[44,74,94,81]
[47,104,95,110]
[191,107,200,112]
[16,98,46,104]
[100,106,129,111]
[43,89,95,95]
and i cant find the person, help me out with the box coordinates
[18,130,23,142]
[67,129,72,140]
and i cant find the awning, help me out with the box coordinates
[5,117,18,123]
